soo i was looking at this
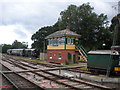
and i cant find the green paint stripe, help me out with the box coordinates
[64,37,66,50]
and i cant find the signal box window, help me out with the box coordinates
[50,53,52,59]
[58,38,65,45]
[67,38,74,45]
[58,53,62,59]
[48,38,65,46]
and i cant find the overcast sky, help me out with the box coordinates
[0,0,119,48]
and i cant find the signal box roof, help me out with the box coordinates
[45,27,81,39]
[88,50,112,55]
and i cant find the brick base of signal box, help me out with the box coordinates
[47,50,79,64]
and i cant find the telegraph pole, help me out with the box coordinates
[118,1,120,14]
[112,1,120,46]
[106,1,120,77]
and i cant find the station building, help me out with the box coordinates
[45,27,81,64]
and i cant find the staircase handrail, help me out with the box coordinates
[77,45,88,58]
[75,46,87,61]
[80,45,88,55]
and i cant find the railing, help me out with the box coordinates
[78,45,88,58]
[76,45,88,62]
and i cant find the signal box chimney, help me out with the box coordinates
[66,26,70,30]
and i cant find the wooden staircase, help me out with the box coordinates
[75,45,88,62]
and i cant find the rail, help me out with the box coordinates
[1,64,44,90]
[1,55,113,90]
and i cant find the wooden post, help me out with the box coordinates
[43,39,46,53]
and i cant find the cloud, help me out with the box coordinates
[1,0,118,3]
[0,24,32,47]
[1,1,116,27]
[13,29,27,39]
[92,1,117,14]
[0,25,18,44]
[0,1,65,47]
[0,2,63,33]
[91,0,118,21]
[0,0,118,48]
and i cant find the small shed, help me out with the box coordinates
[87,50,120,73]
[45,26,81,64]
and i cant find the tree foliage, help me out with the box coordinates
[0,44,12,53]
[12,40,28,49]
[31,26,54,52]
[1,40,28,53]
[110,14,120,45]
[58,3,111,50]
[31,3,111,51]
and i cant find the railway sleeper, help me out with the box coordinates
[2,55,112,90]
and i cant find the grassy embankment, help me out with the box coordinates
[9,55,87,68]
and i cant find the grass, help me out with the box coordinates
[15,56,86,67]
[7,55,87,68]
[11,55,46,64]
[81,66,87,69]
[62,64,83,67]
[79,59,87,63]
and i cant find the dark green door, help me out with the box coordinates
[73,55,76,64]
[68,53,72,63]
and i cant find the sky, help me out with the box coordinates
[0,0,119,48]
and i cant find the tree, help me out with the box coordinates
[58,3,110,50]
[12,40,28,49]
[31,3,111,51]
[1,44,12,53]
[1,40,28,53]
[110,14,120,46]
[31,26,54,52]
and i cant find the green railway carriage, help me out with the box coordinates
[87,50,120,74]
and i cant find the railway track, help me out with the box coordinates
[1,57,71,89]
[35,70,111,90]
[1,55,112,90]
[2,63,111,90]
[1,74,17,90]
[3,54,63,68]
[65,68,96,75]
[2,54,98,76]
[1,64,44,90]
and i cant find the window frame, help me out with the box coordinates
[49,52,52,59]
[58,52,62,59]
[67,38,74,45]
